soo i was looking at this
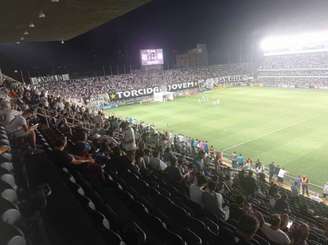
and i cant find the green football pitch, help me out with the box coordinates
[107,87,328,187]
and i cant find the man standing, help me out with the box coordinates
[295,176,301,193]
[269,162,276,182]
[231,152,237,168]
[323,182,328,199]
[6,109,37,150]
[277,168,286,184]
[258,213,291,245]
[301,176,309,196]
[121,122,137,160]
[237,153,245,169]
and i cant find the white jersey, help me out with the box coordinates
[123,127,136,151]
[278,169,286,178]
[324,184,328,195]
[6,114,27,137]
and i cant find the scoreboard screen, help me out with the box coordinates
[140,49,164,66]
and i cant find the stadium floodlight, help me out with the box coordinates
[260,30,328,56]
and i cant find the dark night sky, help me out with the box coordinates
[1,0,328,78]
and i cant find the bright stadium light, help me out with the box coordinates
[260,30,328,56]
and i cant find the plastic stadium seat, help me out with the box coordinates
[174,228,202,245]
[164,229,186,245]
[0,197,16,213]
[1,196,20,225]
[105,229,126,245]
[75,193,127,244]
[0,181,13,192]
[0,222,26,245]
[0,139,10,145]
[218,225,237,245]
[0,131,7,137]
[1,162,14,172]
[7,236,26,245]
[1,174,17,190]
[202,217,220,235]
[123,222,147,245]
[1,189,18,204]
[0,133,9,141]
[0,153,13,162]
[2,209,21,225]
[0,167,11,175]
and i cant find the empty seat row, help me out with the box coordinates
[0,125,27,245]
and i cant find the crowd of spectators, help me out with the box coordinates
[260,52,328,70]
[31,63,253,106]
[1,79,328,245]
[258,51,328,89]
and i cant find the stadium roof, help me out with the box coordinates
[0,0,150,43]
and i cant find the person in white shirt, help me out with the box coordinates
[6,109,37,149]
[258,213,291,245]
[122,121,136,152]
[149,151,167,171]
[277,168,286,184]
[0,99,14,125]
[189,173,207,207]
[323,182,328,198]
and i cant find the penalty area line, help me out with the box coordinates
[221,117,316,152]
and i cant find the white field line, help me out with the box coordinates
[222,118,315,152]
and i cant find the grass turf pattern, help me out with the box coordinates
[107,87,328,187]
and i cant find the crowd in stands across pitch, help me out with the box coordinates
[260,52,328,70]
[258,51,328,89]
[31,63,252,105]
[1,80,328,245]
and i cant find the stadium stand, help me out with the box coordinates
[258,51,328,89]
[31,63,253,107]
[1,78,328,245]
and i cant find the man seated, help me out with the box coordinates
[202,180,229,221]
[189,173,207,207]
[52,136,104,184]
[235,214,260,245]
[289,222,310,245]
[149,151,167,171]
[257,213,291,245]
[164,157,182,184]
